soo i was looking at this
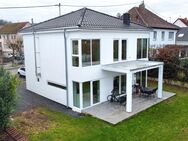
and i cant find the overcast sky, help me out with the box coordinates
[0,0,187,23]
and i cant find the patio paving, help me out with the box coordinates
[83,91,175,124]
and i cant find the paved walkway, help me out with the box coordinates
[15,81,80,117]
[83,91,176,124]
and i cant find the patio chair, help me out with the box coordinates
[140,87,158,97]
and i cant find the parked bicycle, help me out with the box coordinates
[107,88,126,104]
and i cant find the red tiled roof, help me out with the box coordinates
[0,22,30,34]
[128,6,179,30]
[176,18,188,26]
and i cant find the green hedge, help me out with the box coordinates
[0,67,18,131]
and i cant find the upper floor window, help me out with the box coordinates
[161,31,165,41]
[169,32,174,40]
[122,40,127,60]
[113,40,119,61]
[82,39,100,67]
[137,38,148,59]
[113,39,127,62]
[72,40,79,67]
[153,31,157,41]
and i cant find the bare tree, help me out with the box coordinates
[6,36,23,65]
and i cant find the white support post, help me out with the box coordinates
[158,65,163,98]
[126,72,133,112]
[146,70,148,87]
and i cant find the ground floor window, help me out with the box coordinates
[93,80,100,104]
[83,82,91,108]
[136,71,146,87]
[113,75,126,94]
[73,80,100,109]
[73,82,80,108]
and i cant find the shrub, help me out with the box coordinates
[0,67,18,131]
[149,46,180,79]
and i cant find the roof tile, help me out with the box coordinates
[129,6,179,30]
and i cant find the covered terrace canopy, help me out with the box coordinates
[102,60,164,113]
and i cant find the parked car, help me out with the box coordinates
[17,67,26,77]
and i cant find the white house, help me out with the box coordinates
[21,8,164,113]
[174,18,188,27]
[129,3,179,48]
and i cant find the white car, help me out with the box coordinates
[18,67,26,77]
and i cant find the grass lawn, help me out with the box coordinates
[12,82,188,141]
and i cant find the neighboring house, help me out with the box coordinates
[0,22,30,59]
[176,27,188,45]
[128,3,179,48]
[174,18,188,27]
[20,8,164,113]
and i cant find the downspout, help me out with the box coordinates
[63,26,79,108]
[63,28,69,108]
[31,19,38,78]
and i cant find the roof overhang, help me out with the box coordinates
[102,60,163,74]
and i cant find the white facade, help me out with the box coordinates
[150,29,177,48]
[174,19,187,27]
[22,29,154,112]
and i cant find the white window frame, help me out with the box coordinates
[71,40,80,67]
[168,32,174,41]
[81,39,101,67]
[153,31,157,41]
[113,39,128,62]
[73,80,100,110]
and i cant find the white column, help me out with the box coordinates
[126,72,133,112]
[146,70,148,87]
[158,65,163,98]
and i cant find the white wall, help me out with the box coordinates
[23,29,150,111]
[174,20,187,27]
[23,32,67,106]
[176,41,188,45]
[150,29,177,48]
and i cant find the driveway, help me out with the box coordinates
[15,80,80,117]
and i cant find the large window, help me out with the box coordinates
[169,32,174,40]
[72,40,79,67]
[93,80,100,104]
[153,31,157,41]
[113,76,120,93]
[83,82,91,108]
[92,40,100,65]
[137,38,148,59]
[122,40,127,60]
[113,75,126,94]
[82,39,100,67]
[82,40,91,67]
[113,40,119,61]
[73,82,80,108]
[136,71,146,87]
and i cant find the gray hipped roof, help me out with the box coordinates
[21,8,149,33]
[176,27,188,42]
